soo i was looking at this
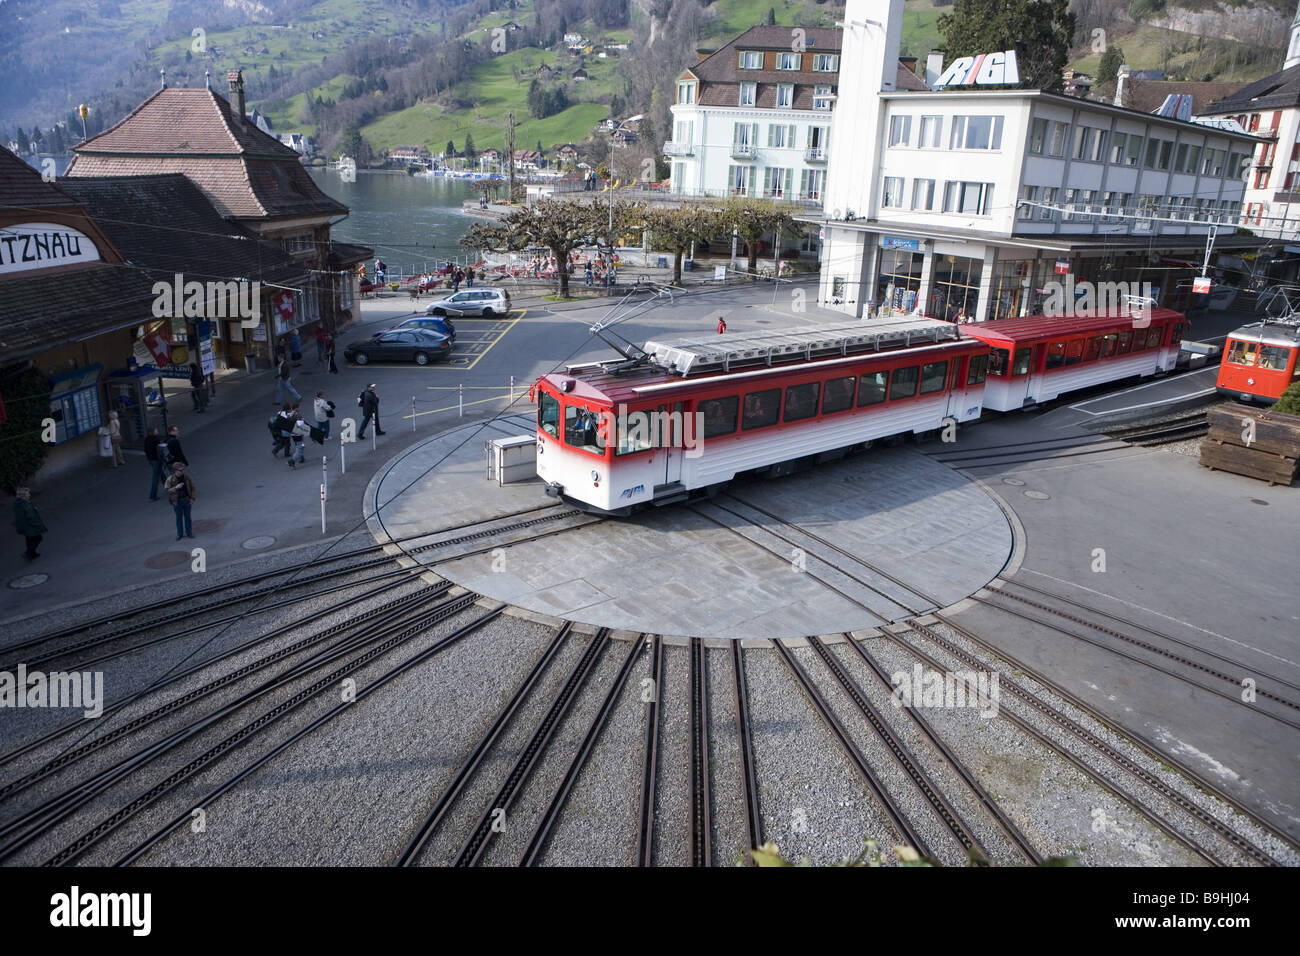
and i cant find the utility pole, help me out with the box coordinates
[507,112,516,204]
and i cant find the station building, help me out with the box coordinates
[812,0,1268,322]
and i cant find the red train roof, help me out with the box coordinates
[961,308,1185,345]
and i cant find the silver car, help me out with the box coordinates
[425,288,511,317]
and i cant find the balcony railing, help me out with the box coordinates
[730,143,756,160]
[803,147,827,163]
[663,141,694,156]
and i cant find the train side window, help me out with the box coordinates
[858,370,889,406]
[1046,341,1066,368]
[1171,322,1186,345]
[742,388,781,430]
[784,382,821,422]
[701,396,739,438]
[616,408,656,455]
[1259,345,1290,369]
[890,365,919,400]
[1145,327,1163,349]
[821,376,856,413]
[988,348,1009,377]
[1117,330,1133,354]
[538,391,560,438]
[966,354,989,385]
[1064,339,1084,365]
[1131,328,1148,351]
[1101,333,1118,358]
[1011,347,1032,375]
[920,361,948,394]
[1084,336,1102,362]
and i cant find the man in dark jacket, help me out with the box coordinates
[358,384,385,439]
[189,362,208,412]
[275,350,301,404]
[164,463,196,540]
[13,487,46,560]
[145,427,165,500]
[164,425,189,467]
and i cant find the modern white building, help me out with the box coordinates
[665,25,926,205]
[1196,5,1300,240]
[813,0,1265,321]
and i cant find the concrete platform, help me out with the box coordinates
[365,414,1014,639]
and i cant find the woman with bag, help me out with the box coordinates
[313,390,335,440]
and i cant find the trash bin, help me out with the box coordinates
[657,255,668,269]
[683,259,693,272]
[245,354,258,374]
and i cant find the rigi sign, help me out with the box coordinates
[934,50,1020,87]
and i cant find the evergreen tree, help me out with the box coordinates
[464,133,477,161]
[937,0,1076,92]
[766,7,776,25]
[1097,46,1125,86]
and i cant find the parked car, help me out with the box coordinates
[425,288,511,317]
[344,328,452,366]
[374,315,456,342]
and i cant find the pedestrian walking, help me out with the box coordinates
[358,383,385,439]
[453,268,464,293]
[466,267,475,288]
[13,487,46,561]
[189,362,208,413]
[102,410,125,467]
[314,390,335,441]
[270,403,294,459]
[287,413,310,467]
[275,350,302,404]
[165,425,189,466]
[289,330,303,367]
[145,427,165,500]
[717,316,727,335]
[164,462,196,540]
[325,334,338,374]
[315,327,328,365]
[585,261,593,286]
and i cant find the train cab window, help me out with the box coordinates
[966,354,989,385]
[1145,327,1163,349]
[538,391,560,438]
[616,408,656,455]
[564,404,606,455]
[857,370,889,406]
[1258,345,1290,370]
[821,376,857,413]
[1226,340,1248,364]
[784,382,821,422]
[741,389,781,430]
[1171,322,1186,346]
[701,396,740,437]
[988,348,1009,377]
[920,361,948,394]
[1084,336,1102,362]
[1064,340,1084,365]
[890,365,919,400]
[1046,341,1067,369]
[1117,330,1133,354]
[1011,347,1032,376]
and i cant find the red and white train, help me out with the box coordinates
[1215,319,1300,404]
[534,308,1189,515]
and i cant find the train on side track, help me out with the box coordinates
[1215,318,1300,405]
[534,307,1190,515]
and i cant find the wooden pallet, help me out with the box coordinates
[1200,402,1300,485]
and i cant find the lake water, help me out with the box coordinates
[307,168,476,277]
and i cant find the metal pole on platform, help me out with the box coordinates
[372,425,376,452]
[510,375,514,403]
[340,432,346,474]
[412,396,416,430]
[459,383,464,417]
[322,456,327,499]
[320,483,327,534]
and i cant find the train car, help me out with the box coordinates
[534,318,991,514]
[1215,320,1300,404]
[960,307,1188,412]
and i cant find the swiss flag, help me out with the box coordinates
[144,329,171,366]
[274,291,295,323]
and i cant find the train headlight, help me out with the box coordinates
[1247,377,1255,386]
[591,470,601,484]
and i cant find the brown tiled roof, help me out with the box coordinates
[1204,63,1300,114]
[0,147,80,209]
[329,242,375,267]
[0,264,155,362]
[57,174,306,287]
[67,87,347,222]
[1103,79,1242,116]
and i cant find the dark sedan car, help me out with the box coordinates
[344,328,452,366]
[372,315,456,342]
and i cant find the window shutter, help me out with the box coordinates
[788,125,795,147]
[766,124,774,147]
[785,169,793,197]
[800,168,808,196]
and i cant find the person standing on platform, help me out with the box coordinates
[289,330,303,367]
[358,384,385,439]
[189,363,208,413]
[13,487,46,561]
[325,334,338,374]
[717,316,727,335]
[106,411,125,467]
[165,425,189,467]
[315,327,328,365]
[145,427,165,500]
[164,462,196,540]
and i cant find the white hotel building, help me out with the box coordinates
[805,0,1267,321]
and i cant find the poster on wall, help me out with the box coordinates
[252,322,268,342]
[197,320,216,376]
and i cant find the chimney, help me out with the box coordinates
[205,69,211,90]
[1114,65,1130,107]
[159,67,166,90]
[925,51,944,87]
[227,70,245,127]
[696,48,715,63]
[899,55,917,76]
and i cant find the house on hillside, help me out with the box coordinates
[563,33,585,47]
[1062,69,1093,97]
[480,147,501,165]
[513,148,542,172]
[573,68,589,81]
[388,145,432,166]
[555,144,580,167]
